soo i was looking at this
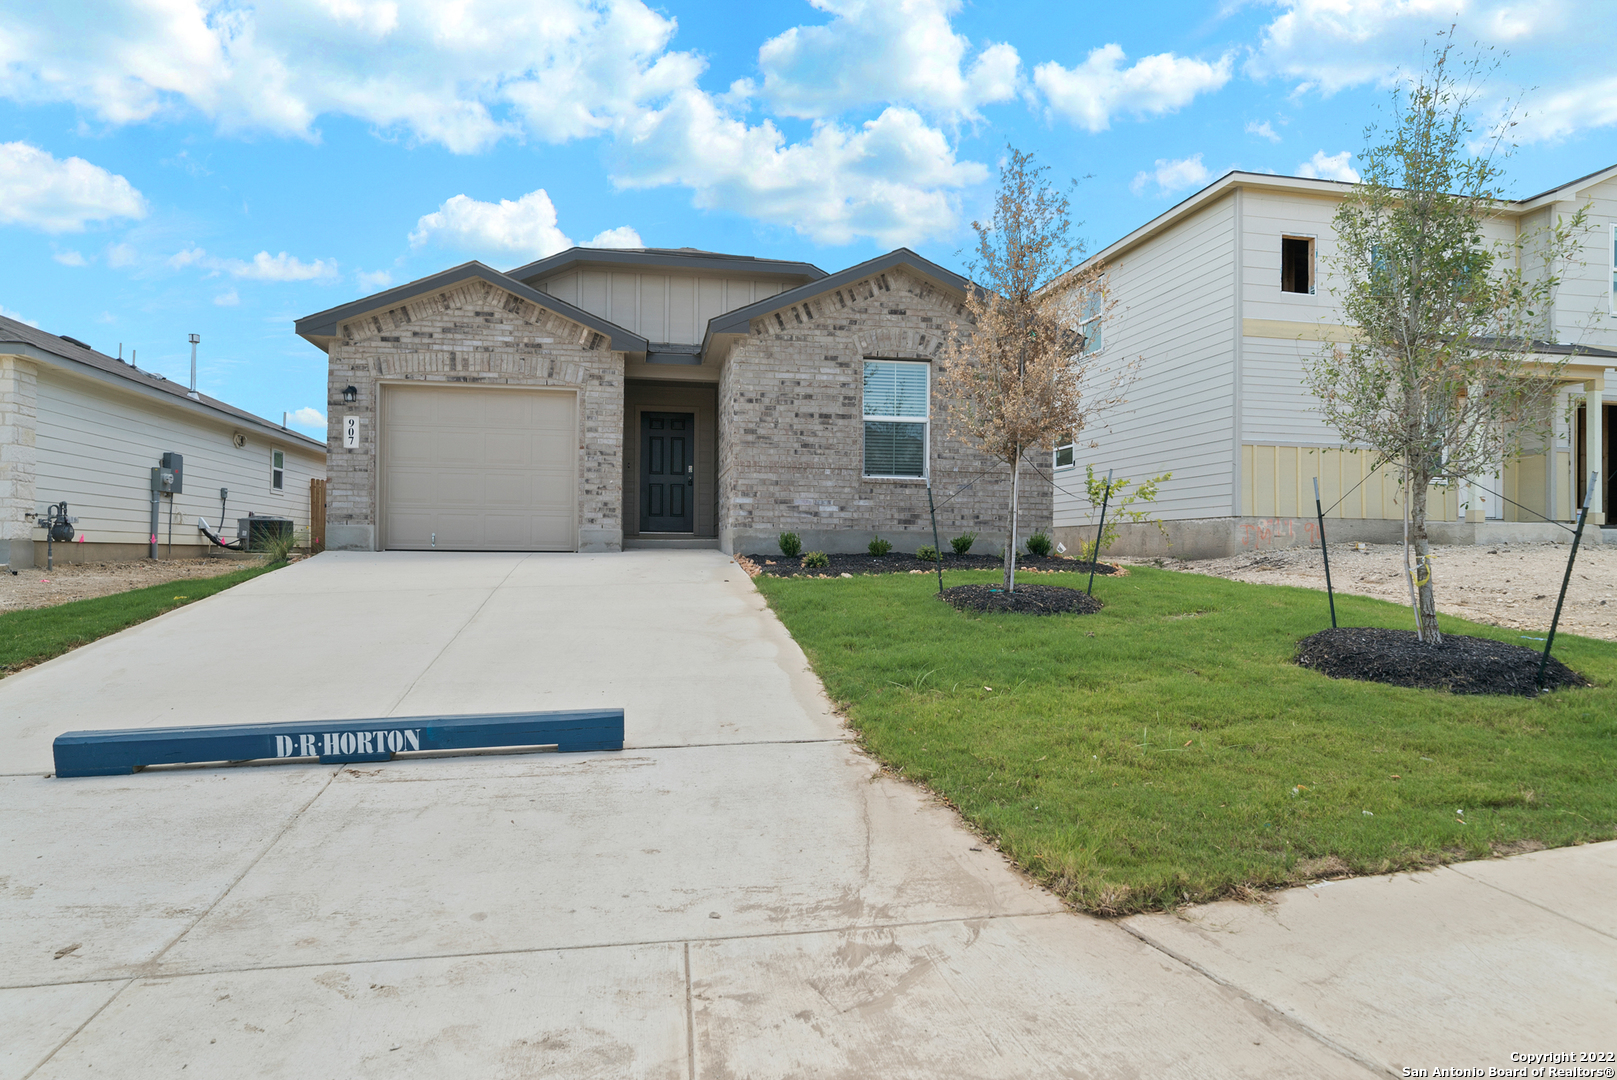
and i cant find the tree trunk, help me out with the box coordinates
[1409,476,1442,644]
[1004,447,1020,592]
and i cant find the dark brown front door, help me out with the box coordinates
[641,411,694,533]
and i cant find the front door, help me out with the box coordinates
[640,411,694,533]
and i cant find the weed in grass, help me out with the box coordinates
[753,566,1617,915]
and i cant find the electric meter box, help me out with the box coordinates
[159,452,183,493]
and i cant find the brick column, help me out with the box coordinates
[0,354,39,567]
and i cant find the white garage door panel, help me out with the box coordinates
[383,386,577,551]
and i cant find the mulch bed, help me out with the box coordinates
[1296,627,1590,696]
[746,551,1121,578]
[939,583,1105,616]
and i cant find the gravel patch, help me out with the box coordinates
[1143,541,1617,642]
[1296,626,1591,696]
[940,583,1105,616]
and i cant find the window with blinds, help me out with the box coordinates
[863,360,928,478]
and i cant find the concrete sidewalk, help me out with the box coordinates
[2,551,1611,1078]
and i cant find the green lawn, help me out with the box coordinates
[0,563,280,676]
[754,566,1617,915]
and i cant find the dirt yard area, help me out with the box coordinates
[0,556,270,612]
[1142,540,1617,642]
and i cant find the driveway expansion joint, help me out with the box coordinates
[1442,863,1617,942]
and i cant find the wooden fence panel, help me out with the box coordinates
[310,477,327,552]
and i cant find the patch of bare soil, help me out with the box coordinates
[1139,540,1617,642]
[0,557,271,612]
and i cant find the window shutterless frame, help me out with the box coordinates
[1053,434,1075,470]
[862,359,929,478]
[271,449,285,493]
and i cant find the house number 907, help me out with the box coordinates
[343,415,359,448]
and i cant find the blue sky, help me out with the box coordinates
[3,0,1614,437]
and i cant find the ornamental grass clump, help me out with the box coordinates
[1025,532,1053,557]
[778,532,802,557]
[950,532,977,555]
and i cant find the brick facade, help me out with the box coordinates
[324,278,625,552]
[717,267,1051,556]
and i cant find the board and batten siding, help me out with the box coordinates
[33,367,325,548]
[1055,193,1238,526]
[536,270,793,345]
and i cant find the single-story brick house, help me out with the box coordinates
[2,315,326,568]
[295,247,1048,554]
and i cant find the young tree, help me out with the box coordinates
[937,147,1127,591]
[1304,38,1587,643]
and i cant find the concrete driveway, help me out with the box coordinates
[2,551,1611,1078]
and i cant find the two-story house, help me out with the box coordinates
[1047,164,1617,559]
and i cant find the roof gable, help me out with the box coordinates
[505,246,825,286]
[295,262,648,353]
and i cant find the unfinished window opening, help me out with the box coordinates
[1281,236,1314,294]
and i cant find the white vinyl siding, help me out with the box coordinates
[862,360,928,478]
[1056,194,1238,526]
[271,449,285,492]
[537,270,795,345]
[32,367,324,547]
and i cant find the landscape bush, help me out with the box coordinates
[949,532,977,555]
[1025,532,1053,557]
[868,536,893,556]
[916,545,940,562]
[778,532,803,557]
[801,551,830,569]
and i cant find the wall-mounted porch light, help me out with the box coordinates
[341,385,358,404]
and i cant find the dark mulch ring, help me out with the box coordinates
[1296,627,1591,696]
[940,583,1105,616]
[747,551,1120,577]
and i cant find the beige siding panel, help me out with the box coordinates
[668,277,697,343]
[1551,177,1617,349]
[1056,194,1238,526]
[579,272,608,317]
[381,384,576,551]
[641,277,667,343]
[1241,444,1460,521]
[696,279,725,331]
[33,368,324,546]
[610,274,638,328]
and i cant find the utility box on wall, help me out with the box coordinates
[159,452,183,493]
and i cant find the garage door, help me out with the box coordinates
[382,385,576,551]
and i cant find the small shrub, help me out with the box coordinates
[1026,532,1053,557]
[916,545,940,562]
[950,532,976,555]
[802,551,830,569]
[868,536,892,556]
[778,532,803,557]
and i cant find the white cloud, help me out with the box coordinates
[0,1,997,247]
[1297,149,1360,182]
[1246,119,1282,142]
[105,242,138,268]
[289,406,326,429]
[0,304,39,327]
[1513,75,1617,144]
[1130,153,1212,197]
[168,246,338,281]
[1034,45,1232,133]
[410,189,574,260]
[612,100,985,245]
[1248,1,1578,97]
[0,142,147,233]
[584,226,643,248]
[355,269,394,291]
[53,249,88,266]
[213,289,240,306]
[750,0,1019,121]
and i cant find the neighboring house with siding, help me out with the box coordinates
[296,247,1047,555]
[1,315,327,568]
[1046,165,1617,559]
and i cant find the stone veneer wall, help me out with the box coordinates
[717,267,1051,556]
[324,279,625,552]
